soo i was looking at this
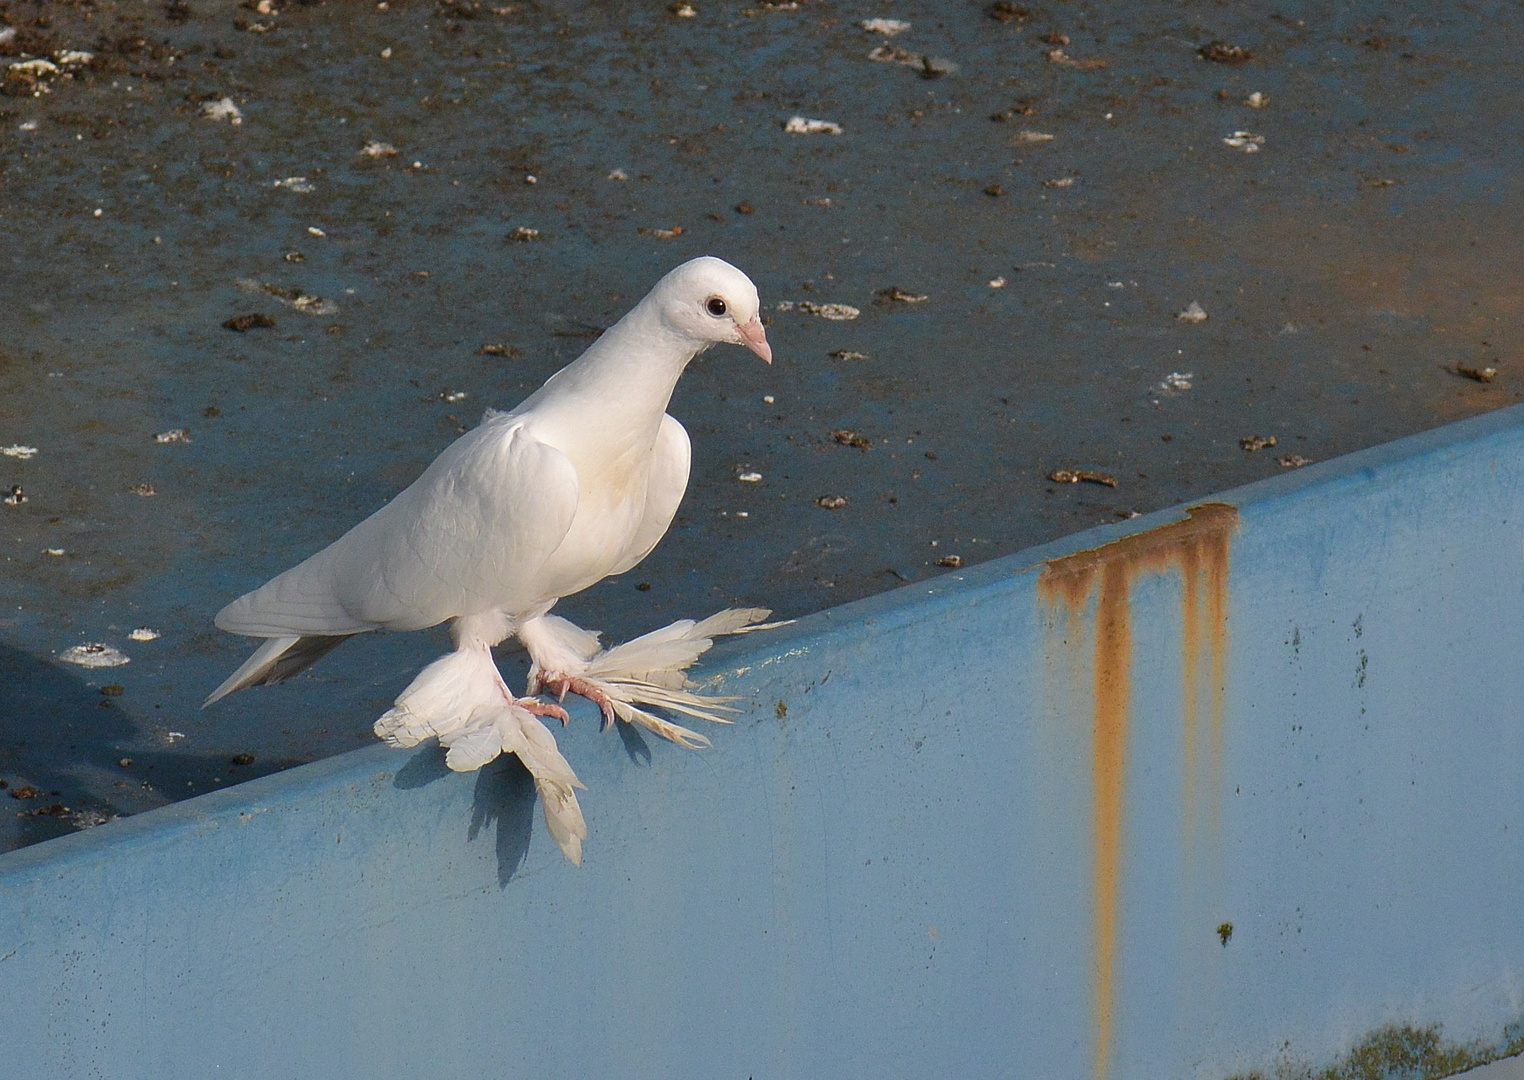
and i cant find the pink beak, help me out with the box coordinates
[735,315,772,364]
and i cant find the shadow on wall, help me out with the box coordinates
[391,714,657,886]
[0,643,301,851]
[394,746,538,886]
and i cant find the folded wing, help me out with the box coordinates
[215,418,581,637]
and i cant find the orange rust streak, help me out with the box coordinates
[1091,558,1131,1080]
[1179,542,1202,845]
[1203,520,1232,839]
[1038,503,1239,1080]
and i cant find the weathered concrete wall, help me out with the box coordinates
[4,404,1524,1079]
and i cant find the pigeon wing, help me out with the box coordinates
[216,419,581,635]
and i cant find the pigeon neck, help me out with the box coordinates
[557,303,699,420]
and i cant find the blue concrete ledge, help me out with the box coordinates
[6,405,1524,1079]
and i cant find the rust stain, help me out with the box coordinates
[1038,502,1239,1080]
[1203,518,1232,831]
[1179,539,1201,842]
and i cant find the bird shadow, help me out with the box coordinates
[392,746,452,790]
[393,745,536,885]
[615,718,652,766]
[468,755,537,886]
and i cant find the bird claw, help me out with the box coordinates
[538,673,618,729]
[516,697,571,725]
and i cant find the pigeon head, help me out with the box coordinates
[652,255,772,364]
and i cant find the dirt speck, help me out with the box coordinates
[224,313,277,332]
[1050,469,1118,487]
[1199,40,1253,64]
[1453,362,1498,383]
[987,2,1029,23]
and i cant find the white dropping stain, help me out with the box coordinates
[1159,372,1194,392]
[201,97,243,125]
[776,300,860,321]
[784,116,843,135]
[860,17,911,34]
[9,58,59,76]
[238,279,338,315]
[128,628,161,642]
[70,808,112,829]
[1176,300,1208,323]
[738,472,763,482]
[360,140,398,157]
[60,643,130,668]
[867,45,957,74]
[1,445,37,460]
[273,177,315,192]
[154,428,191,444]
[1223,130,1264,152]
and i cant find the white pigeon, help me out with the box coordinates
[206,256,774,863]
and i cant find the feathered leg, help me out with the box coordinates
[372,640,587,864]
[518,608,780,748]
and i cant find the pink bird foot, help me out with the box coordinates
[535,673,618,728]
[514,696,571,725]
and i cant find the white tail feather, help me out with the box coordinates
[202,635,302,707]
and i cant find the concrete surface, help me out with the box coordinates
[1467,1057,1524,1080]
[0,3,1520,844]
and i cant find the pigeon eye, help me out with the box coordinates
[705,296,728,318]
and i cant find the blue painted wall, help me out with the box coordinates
[4,405,1524,1079]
